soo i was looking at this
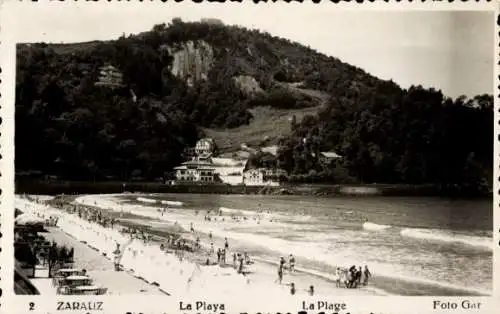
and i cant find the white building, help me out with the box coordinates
[174,160,215,183]
[211,157,247,185]
[243,168,281,186]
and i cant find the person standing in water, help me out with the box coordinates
[279,256,286,271]
[289,254,295,273]
[363,265,372,286]
[276,266,283,284]
[238,255,244,274]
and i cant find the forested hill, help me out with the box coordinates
[16,19,493,192]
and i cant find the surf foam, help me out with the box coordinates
[363,222,391,231]
[161,200,183,206]
[137,197,157,204]
[400,228,492,251]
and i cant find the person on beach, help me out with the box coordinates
[290,282,296,295]
[238,257,244,274]
[217,248,221,264]
[210,242,215,255]
[190,223,195,233]
[244,252,250,264]
[356,266,363,287]
[209,231,213,240]
[233,253,237,268]
[335,267,343,288]
[221,248,226,265]
[196,237,200,250]
[224,238,229,250]
[276,266,283,284]
[289,254,295,273]
[363,265,371,286]
[349,265,356,273]
[112,243,121,271]
[308,285,314,296]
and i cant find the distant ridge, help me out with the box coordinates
[15,19,492,191]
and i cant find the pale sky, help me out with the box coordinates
[2,1,495,98]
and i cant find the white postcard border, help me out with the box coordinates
[1,1,499,313]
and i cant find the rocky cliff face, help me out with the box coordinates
[167,40,214,86]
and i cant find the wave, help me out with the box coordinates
[136,197,183,206]
[137,197,157,204]
[363,222,391,231]
[400,228,493,251]
[220,207,263,217]
[160,200,183,206]
[371,265,492,296]
[31,195,55,201]
[219,207,311,223]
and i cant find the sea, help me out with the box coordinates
[124,193,493,296]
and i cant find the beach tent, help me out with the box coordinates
[15,208,24,218]
[15,213,45,226]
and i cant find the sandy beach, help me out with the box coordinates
[80,194,383,296]
[16,194,381,299]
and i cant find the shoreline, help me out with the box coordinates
[16,180,492,198]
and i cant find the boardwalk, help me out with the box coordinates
[42,227,165,295]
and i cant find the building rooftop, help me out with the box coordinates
[181,159,213,166]
[174,165,215,170]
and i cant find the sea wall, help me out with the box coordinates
[15,180,487,197]
[16,181,264,195]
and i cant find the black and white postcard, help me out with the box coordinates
[0,1,498,314]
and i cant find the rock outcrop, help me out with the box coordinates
[232,75,263,96]
[167,40,214,86]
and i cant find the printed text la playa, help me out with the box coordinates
[180,301,226,312]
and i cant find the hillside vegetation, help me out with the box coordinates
[16,19,492,193]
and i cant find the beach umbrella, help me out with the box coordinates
[15,213,45,226]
